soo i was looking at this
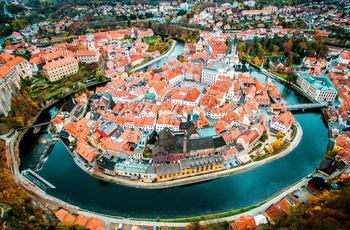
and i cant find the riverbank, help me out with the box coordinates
[3,123,307,227]
[129,39,177,72]
[72,121,303,189]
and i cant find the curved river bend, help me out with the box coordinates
[19,42,328,218]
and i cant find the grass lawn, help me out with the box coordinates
[265,55,284,60]
[144,36,159,45]
[275,73,288,79]
[43,88,65,100]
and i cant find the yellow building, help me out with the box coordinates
[156,154,225,182]
[42,56,79,82]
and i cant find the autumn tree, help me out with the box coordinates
[268,183,350,230]
[10,19,26,31]
[186,221,206,230]
[266,146,274,154]
[283,40,293,56]
[276,132,285,139]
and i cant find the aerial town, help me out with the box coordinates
[0,0,350,229]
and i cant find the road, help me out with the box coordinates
[3,0,14,18]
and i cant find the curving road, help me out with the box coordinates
[3,0,13,18]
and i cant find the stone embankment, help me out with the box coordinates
[78,121,303,189]
[130,39,177,72]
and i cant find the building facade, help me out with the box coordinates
[201,67,219,85]
[75,50,101,63]
[297,73,337,102]
[43,56,79,82]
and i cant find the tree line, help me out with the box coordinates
[239,31,329,66]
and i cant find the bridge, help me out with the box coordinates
[286,102,328,111]
[16,121,52,131]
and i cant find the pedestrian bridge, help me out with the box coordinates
[16,121,52,131]
[286,102,328,111]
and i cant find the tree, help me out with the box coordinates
[70,140,77,147]
[238,42,246,53]
[260,133,268,142]
[283,40,293,56]
[186,221,206,230]
[253,56,261,65]
[257,43,264,58]
[266,147,274,154]
[78,84,87,93]
[95,70,106,81]
[287,55,293,66]
[287,71,298,84]
[276,132,285,139]
[11,19,26,31]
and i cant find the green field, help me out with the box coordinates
[265,55,285,60]
[144,36,159,45]
[275,73,288,79]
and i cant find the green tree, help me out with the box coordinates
[70,140,77,147]
[260,133,268,142]
[287,71,298,84]
[95,70,106,81]
[238,42,246,53]
[78,84,87,93]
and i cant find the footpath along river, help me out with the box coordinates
[18,42,328,219]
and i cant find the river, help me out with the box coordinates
[18,42,328,219]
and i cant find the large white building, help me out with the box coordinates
[270,111,295,134]
[201,67,219,85]
[297,73,337,102]
[42,56,79,82]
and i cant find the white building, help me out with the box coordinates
[201,67,219,85]
[270,111,295,134]
[75,50,101,63]
[297,73,337,102]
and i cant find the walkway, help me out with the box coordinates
[16,121,52,131]
[286,102,328,111]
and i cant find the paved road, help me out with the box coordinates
[3,0,14,18]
